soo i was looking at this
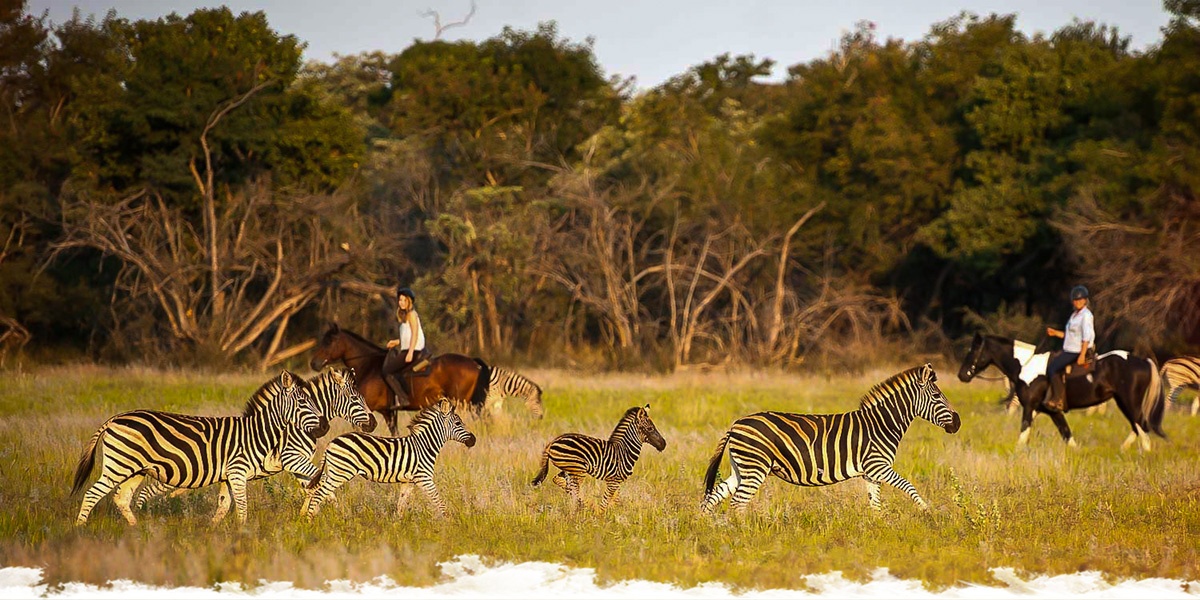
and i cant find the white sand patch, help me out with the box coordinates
[2,556,1195,599]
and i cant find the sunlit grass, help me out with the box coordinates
[1,362,1197,591]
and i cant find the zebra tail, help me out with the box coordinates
[1143,359,1167,439]
[703,431,731,496]
[305,463,325,491]
[71,425,106,496]
[470,358,492,413]
[530,444,551,487]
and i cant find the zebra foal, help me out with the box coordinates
[531,404,666,509]
[71,370,326,525]
[483,366,544,418]
[1162,357,1200,416]
[303,399,476,518]
[133,367,376,510]
[701,364,960,513]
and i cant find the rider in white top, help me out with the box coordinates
[1043,285,1095,412]
[382,287,428,406]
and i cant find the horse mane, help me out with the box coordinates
[243,370,306,417]
[324,326,385,353]
[608,406,642,441]
[857,366,925,410]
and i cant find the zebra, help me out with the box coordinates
[72,370,326,525]
[530,404,667,509]
[701,363,960,514]
[302,399,476,519]
[483,366,544,418]
[1162,356,1200,416]
[132,367,376,510]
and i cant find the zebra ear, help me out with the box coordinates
[331,369,345,385]
[280,370,294,388]
[921,363,936,383]
[643,403,651,413]
[438,398,452,413]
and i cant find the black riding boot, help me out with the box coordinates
[1045,373,1066,412]
[384,373,408,410]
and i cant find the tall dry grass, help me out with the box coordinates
[1,362,1197,591]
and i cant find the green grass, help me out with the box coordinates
[1,363,1198,591]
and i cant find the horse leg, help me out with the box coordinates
[1017,395,1037,447]
[1045,411,1077,447]
[1109,390,1149,451]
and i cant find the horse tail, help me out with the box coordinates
[469,358,491,413]
[530,442,552,487]
[1142,358,1167,439]
[71,423,107,496]
[703,431,732,497]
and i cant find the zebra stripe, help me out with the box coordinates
[134,368,377,509]
[72,370,325,525]
[701,363,960,513]
[303,399,476,518]
[484,366,544,418]
[530,404,667,509]
[1162,357,1200,416]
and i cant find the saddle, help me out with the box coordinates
[1057,348,1098,379]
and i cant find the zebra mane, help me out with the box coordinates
[857,366,925,410]
[608,406,642,441]
[243,371,306,417]
[406,402,449,433]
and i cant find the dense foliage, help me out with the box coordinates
[1,2,1196,369]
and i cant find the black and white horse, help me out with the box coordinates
[957,333,1167,450]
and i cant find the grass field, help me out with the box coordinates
[1,362,1198,592]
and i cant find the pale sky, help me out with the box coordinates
[28,0,1174,89]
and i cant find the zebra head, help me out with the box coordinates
[437,399,477,448]
[958,332,992,382]
[277,370,329,439]
[914,364,961,434]
[637,404,667,451]
[328,367,377,433]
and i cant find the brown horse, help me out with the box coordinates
[309,324,491,435]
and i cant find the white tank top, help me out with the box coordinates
[398,314,425,351]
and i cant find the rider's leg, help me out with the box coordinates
[1045,352,1079,412]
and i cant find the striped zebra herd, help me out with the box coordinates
[71,357,1200,525]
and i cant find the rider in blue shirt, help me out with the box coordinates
[1043,285,1095,412]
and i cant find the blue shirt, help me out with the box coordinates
[1063,307,1095,353]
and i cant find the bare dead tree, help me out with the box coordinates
[1055,191,1200,349]
[420,0,477,40]
[765,202,825,354]
[664,219,766,369]
[535,169,674,352]
[54,183,369,369]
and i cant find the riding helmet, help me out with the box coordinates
[396,287,416,301]
[1070,285,1089,300]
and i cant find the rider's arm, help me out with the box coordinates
[1046,327,1064,338]
[405,311,420,362]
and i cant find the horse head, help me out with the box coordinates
[309,323,342,372]
[958,332,992,382]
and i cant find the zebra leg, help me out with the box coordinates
[395,483,415,512]
[865,478,882,510]
[1192,397,1198,417]
[112,474,145,526]
[868,466,928,510]
[728,465,768,514]
[599,480,621,510]
[701,466,742,513]
[76,470,127,525]
[414,475,448,518]
[305,466,355,518]
[229,473,250,524]
[212,482,233,524]
[134,478,173,510]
